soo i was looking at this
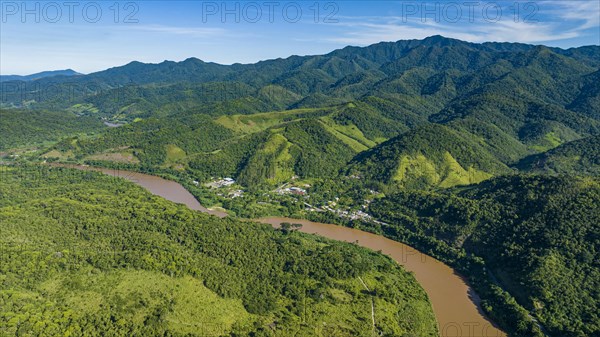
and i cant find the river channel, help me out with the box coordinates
[58,164,505,337]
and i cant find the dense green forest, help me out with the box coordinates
[0,109,104,151]
[2,36,599,337]
[368,175,599,337]
[0,165,437,336]
[516,135,600,175]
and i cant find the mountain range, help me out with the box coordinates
[3,35,596,186]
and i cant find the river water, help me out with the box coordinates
[57,164,505,337]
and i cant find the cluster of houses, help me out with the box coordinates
[228,190,244,198]
[204,177,236,189]
[276,186,307,196]
[193,178,245,199]
[321,204,374,221]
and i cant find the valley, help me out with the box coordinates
[1,35,599,337]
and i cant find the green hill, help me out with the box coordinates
[348,124,510,189]
[189,118,359,188]
[3,37,598,128]
[516,135,600,175]
[568,70,600,119]
[45,103,406,189]
[48,115,235,167]
[5,38,597,180]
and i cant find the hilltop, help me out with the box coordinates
[0,69,81,82]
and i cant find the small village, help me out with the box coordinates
[305,198,376,222]
[199,177,378,223]
[203,177,236,189]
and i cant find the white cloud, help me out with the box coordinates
[472,20,579,43]
[325,22,475,45]
[321,1,598,46]
[323,20,576,46]
[130,24,228,37]
[545,1,600,31]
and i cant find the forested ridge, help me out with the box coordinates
[0,109,104,151]
[516,135,600,175]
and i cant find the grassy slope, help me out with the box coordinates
[349,124,509,189]
[393,152,493,188]
[214,108,330,134]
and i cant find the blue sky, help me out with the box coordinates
[1,0,599,75]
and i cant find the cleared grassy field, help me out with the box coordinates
[215,108,330,134]
[86,149,140,164]
[319,116,378,152]
[165,144,187,163]
[394,152,492,188]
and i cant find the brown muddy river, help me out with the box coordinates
[58,164,505,337]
